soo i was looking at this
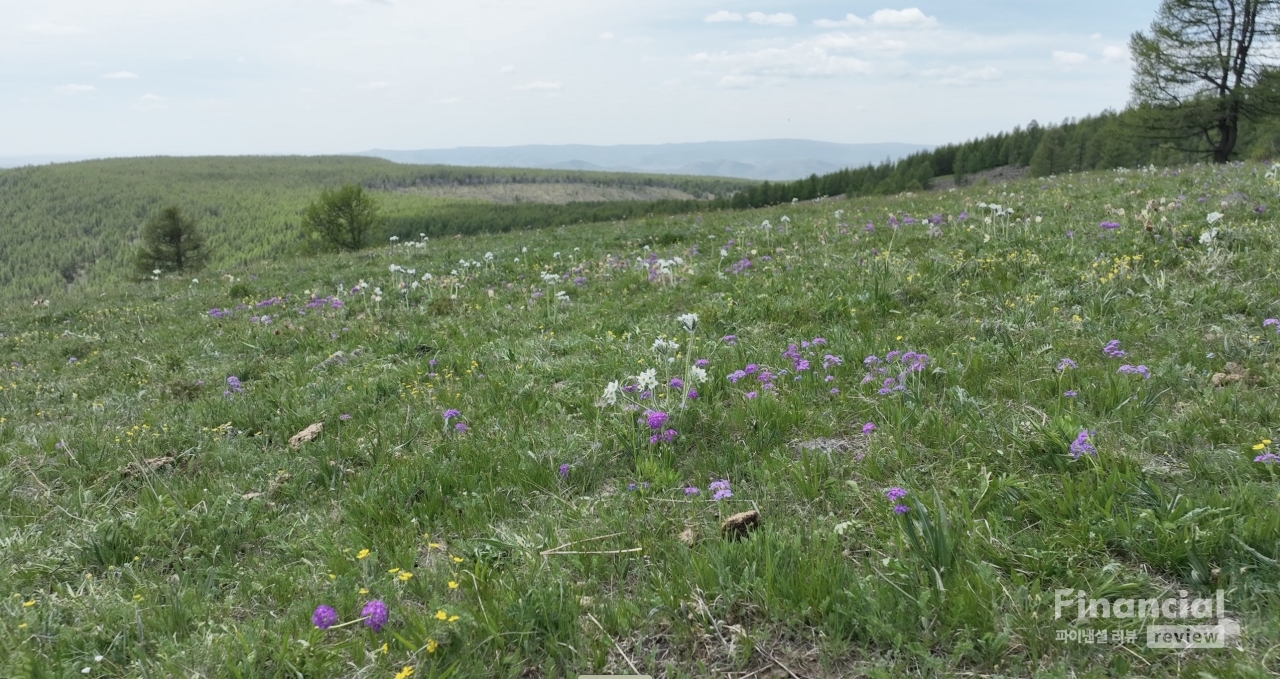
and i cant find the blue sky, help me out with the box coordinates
[2,1,1160,156]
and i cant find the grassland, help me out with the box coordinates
[2,163,1280,678]
[0,156,750,302]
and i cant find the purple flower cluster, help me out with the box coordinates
[862,422,876,435]
[684,486,700,496]
[1056,358,1077,372]
[558,463,570,478]
[1256,453,1280,464]
[1102,340,1126,358]
[727,362,776,396]
[311,600,388,632]
[885,487,909,514]
[650,429,678,444]
[643,410,669,430]
[1070,430,1096,459]
[1117,364,1151,379]
[625,482,651,492]
[304,295,344,310]
[722,335,737,346]
[1100,221,1121,230]
[312,605,339,630]
[224,376,243,399]
[249,315,273,324]
[208,308,231,319]
[861,351,929,395]
[1265,318,1280,333]
[709,479,733,501]
[726,258,752,274]
[256,297,282,308]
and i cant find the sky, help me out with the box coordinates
[2,0,1161,156]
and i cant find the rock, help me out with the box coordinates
[1211,363,1246,388]
[720,510,760,541]
[289,422,323,449]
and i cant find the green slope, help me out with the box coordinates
[0,156,751,301]
[2,164,1280,677]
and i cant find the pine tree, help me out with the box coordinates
[134,206,209,276]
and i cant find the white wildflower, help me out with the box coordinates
[677,313,698,332]
[636,369,658,391]
[601,380,619,405]
[1206,211,1224,224]
[689,366,708,384]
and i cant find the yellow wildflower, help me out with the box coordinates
[394,666,415,679]
[448,581,459,589]
[435,610,447,620]
[426,639,438,653]
[398,572,413,582]
[22,600,34,607]
[356,549,371,560]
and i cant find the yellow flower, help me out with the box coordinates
[434,610,447,620]
[356,549,371,560]
[398,572,413,582]
[426,639,438,653]
[1265,439,1273,445]
[388,568,401,574]
[448,580,458,589]
[428,542,440,549]
[22,600,34,607]
[359,588,369,595]
[394,666,415,679]
[1255,443,1267,450]
[133,594,143,602]
[451,556,462,563]
[380,642,389,655]
[328,573,336,580]
[448,615,459,623]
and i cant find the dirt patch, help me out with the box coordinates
[931,165,1031,191]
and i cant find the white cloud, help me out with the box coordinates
[439,97,459,104]
[54,84,96,95]
[140,94,163,101]
[364,81,390,89]
[705,11,743,23]
[103,71,140,79]
[814,14,867,28]
[746,12,797,26]
[514,81,562,91]
[1052,50,1089,65]
[1090,32,1102,40]
[870,8,938,27]
[599,31,615,40]
[1102,46,1127,61]
[25,23,88,36]
[693,38,873,84]
[498,64,516,74]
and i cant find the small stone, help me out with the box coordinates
[289,422,324,449]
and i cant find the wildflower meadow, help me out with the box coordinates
[3,162,1280,677]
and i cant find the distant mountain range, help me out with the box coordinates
[360,140,930,181]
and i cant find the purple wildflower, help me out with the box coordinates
[442,409,461,421]
[1100,221,1121,230]
[744,391,758,400]
[644,410,669,430]
[686,389,699,399]
[1064,390,1078,398]
[722,335,737,345]
[361,600,388,632]
[1102,340,1126,358]
[454,422,469,433]
[1117,364,1151,379]
[684,486,700,496]
[1070,430,1096,458]
[694,359,710,367]
[709,480,733,501]
[67,357,77,364]
[744,364,759,374]
[669,377,684,389]
[558,463,570,478]
[339,413,352,421]
[885,487,908,502]
[312,605,339,630]
[1056,358,1077,371]
[1265,318,1280,333]
[1256,453,1280,464]
[862,422,876,435]
[893,504,910,515]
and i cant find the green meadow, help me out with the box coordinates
[3,162,1280,677]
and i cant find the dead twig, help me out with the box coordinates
[539,532,623,556]
[586,612,641,676]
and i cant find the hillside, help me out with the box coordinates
[362,139,930,181]
[0,156,751,301]
[3,164,1279,677]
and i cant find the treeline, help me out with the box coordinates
[384,199,705,239]
[714,109,1280,209]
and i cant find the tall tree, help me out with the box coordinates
[301,184,382,252]
[135,206,209,276]
[1130,0,1280,163]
